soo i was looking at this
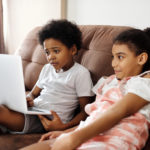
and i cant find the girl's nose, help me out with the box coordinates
[112,59,117,68]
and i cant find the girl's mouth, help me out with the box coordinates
[114,70,121,74]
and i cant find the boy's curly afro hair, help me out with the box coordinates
[38,19,82,50]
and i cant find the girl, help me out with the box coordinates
[21,28,150,150]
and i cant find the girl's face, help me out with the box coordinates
[112,43,143,80]
[43,38,77,72]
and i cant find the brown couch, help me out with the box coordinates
[0,25,150,150]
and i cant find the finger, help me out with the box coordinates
[38,115,49,122]
[26,96,33,105]
[40,119,49,131]
[39,132,52,142]
[38,135,46,142]
[51,111,59,119]
[27,101,34,107]
[50,134,56,139]
[50,132,60,139]
[51,111,62,121]
[26,96,33,101]
[51,110,57,116]
[38,115,51,131]
[38,115,48,126]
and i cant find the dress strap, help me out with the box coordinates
[97,75,115,94]
[138,70,150,77]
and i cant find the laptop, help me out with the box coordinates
[0,54,51,115]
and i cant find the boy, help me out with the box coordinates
[0,19,94,134]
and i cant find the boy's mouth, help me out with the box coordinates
[50,62,58,66]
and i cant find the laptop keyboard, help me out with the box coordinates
[28,107,47,112]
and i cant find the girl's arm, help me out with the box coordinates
[52,93,149,150]
[39,126,78,142]
[72,93,149,146]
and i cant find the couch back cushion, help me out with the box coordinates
[15,25,131,90]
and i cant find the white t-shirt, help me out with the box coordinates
[93,71,150,123]
[34,62,94,123]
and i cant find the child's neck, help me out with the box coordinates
[62,61,75,71]
[56,61,75,73]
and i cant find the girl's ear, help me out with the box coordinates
[138,52,148,65]
[71,45,77,56]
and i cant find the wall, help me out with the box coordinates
[67,0,150,29]
[3,0,150,53]
[3,0,65,54]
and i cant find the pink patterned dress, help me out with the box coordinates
[77,71,150,150]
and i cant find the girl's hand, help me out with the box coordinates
[38,111,66,131]
[26,94,34,107]
[51,133,79,150]
[39,131,64,142]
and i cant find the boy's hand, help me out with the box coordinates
[26,94,34,107]
[39,130,64,142]
[38,111,66,131]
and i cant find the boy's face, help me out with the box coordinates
[111,43,143,80]
[43,38,77,72]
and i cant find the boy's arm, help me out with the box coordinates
[62,96,90,129]
[26,85,41,107]
[27,85,41,98]
[38,96,91,131]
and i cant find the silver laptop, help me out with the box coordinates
[0,54,51,115]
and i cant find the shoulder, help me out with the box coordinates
[43,63,51,68]
[73,63,93,83]
[143,74,150,78]
[42,63,53,70]
[74,62,90,73]
[126,75,150,91]
[139,70,150,78]
[128,75,150,84]
[40,64,53,75]
[125,76,150,102]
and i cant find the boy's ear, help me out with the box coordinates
[71,45,77,56]
[138,52,148,65]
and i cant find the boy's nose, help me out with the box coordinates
[47,54,55,61]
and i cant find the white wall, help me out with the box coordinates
[3,0,150,54]
[67,0,150,29]
[3,0,63,54]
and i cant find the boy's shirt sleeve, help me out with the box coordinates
[75,69,94,97]
[35,64,47,88]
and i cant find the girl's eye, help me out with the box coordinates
[118,55,123,59]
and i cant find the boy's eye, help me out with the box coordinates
[44,50,50,55]
[54,49,60,54]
